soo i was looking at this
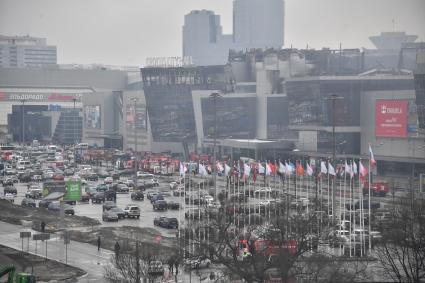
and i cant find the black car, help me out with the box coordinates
[105,189,117,201]
[103,201,117,211]
[167,201,180,210]
[160,217,178,229]
[19,174,32,182]
[109,207,126,219]
[21,198,36,208]
[39,199,53,208]
[3,185,17,195]
[92,192,106,203]
[131,191,145,201]
[25,189,43,199]
[116,184,129,193]
[102,210,119,222]
[85,173,99,181]
[153,200,168,211]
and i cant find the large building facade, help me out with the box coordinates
[0,35,57,68]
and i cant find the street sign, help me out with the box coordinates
[33,233,50,241]
[20,232,31,238]
[65,179,81,201]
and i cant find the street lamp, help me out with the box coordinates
[132,98,139,190]
[20,99,26,146]
[325,94,343,225]
[209,92,222,201]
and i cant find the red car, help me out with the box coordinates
[363,181,389,197]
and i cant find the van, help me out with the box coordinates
[124,205,140,219]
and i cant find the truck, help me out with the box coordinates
[362,181,389,197]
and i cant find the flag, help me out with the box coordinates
[320,161,327,175]
[285,162,294,175]
[258,163,265,174]
[270,162,277,175]
[199,164,208,177]
[344,160,351,175]
[328,162,336,176]
[266,163,272,176]
[179,162,187,177]
[359,161,367,177]
[216,162,224,173]
[278,161,286,175]
[306,162,314,176]
[352,161,358,175]
[224,164,231,176]
[243,163,251,177]
[369,144,377,167]
[296,162,305,176]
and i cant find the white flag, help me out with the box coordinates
[224,164,231,176]
[306,162,314,176]
[285,162,293,175]
[216,162,224,173]
[243,163,251,177]
[179,162,186,177]
[258,163,265,174]
[278,161,286,174]
[352,161,358,175]
[344,160,351,175]
[199,164,208,177]
[320,161,327,174]
[328,162,336,176]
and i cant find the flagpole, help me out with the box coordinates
[368,156,372,253]
[358,159,363,257]
[348,161,352,257]
[327,161,330,225]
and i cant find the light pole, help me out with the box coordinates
[132,98,139,190]
[20,99,26,146]
[325,94,343,225]
[209,92,221,201]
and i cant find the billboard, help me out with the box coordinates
[84,105,101,129]
[126,103,146,130]
[65,179,81,201]
[375,100,408,138]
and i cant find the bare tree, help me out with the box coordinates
[375,200,425,283]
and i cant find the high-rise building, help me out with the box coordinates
[0,35,57,68]
[233,0,284,50]
[182,0,285,66]
[183,10,233,66]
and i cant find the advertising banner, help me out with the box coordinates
[375,100,408,138]
[65,179,81,201]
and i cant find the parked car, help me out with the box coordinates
[173,188,185,196]
[3,193,15,203]
[104,177,113,184]
[92,192,106,204]
[105,189,117,201]
[116,184,129,193]
[39,199,53,208]
[131,191,145,201]
[80,192,91,202]
[151,194,164,204]
[85,173,99,181]
[102,210,119,222]
[154,217,178,229]
[96,184,109,192]
[167,201,180,210]
[146,191,159,200]
[47,202,75,215]
[124,205,140,219]
[25,189,42,199]
[32,175,42,182]
[21,197,36,207]
[153,200,168,211]
[103,201,117,211]
[3,186,17,195]
[184,256,211,270]
[109,207,126,219]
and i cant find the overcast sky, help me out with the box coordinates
[1,0,424,66]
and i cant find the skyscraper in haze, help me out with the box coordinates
[233,0,284,50]
[183,0,285,66]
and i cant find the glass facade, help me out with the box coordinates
[201,96,256,139]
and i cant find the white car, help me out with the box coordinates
[3,193,16,203]
[104,177,113,184]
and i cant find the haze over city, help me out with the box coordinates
[1,0,424,66]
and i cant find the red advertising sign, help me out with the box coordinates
[375,100,408,137]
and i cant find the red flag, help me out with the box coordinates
[359,161,368,182]
[269,162,276,175]
[296,163,305,176]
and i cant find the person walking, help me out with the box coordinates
[114,241,120,260]
[97,236,101,252]
[40,221,46,233]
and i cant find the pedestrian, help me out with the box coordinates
[40,221,45,233]
[114,241,120,259]
[174,260,179,275]
[97,236,101,251]
[167,258,174,274]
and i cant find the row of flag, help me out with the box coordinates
[180,145,377,180]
